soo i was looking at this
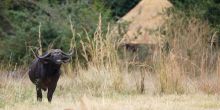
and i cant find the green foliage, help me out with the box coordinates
[169,0,220,44]
[169,0,213,17]
[169,0,220,24]
[205,3,220,26]
[0,0,140,65]
[0,1,111,64]
[170,0,212,9]
[0,0,13,10]
[101,0,140,20]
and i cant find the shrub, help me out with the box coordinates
[0,0,111,65]
[102,0,140,20]
[169,0,220,48]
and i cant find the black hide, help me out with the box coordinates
[28,49,72,102]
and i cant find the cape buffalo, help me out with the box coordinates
[29,49,73,102]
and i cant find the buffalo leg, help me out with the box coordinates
[47,85,56,102]
[36,86,42,102]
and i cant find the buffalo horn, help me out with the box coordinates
[61,49,74,57]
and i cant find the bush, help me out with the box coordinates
[0,0,111,65]
[205,4,220,25]
[102,0,140,20]
[169,0,220,23]
[0,0,141,65]
[169,0,220,47]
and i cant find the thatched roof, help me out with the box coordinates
[119,0,172,44]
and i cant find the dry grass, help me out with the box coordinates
[0,8,220,110]
[155,11,220,94]
[1,74,220,110]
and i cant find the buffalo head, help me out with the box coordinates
[35,49,73,64]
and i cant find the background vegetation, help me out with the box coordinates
[1,0,220,109]
[0,0,220,94]
[0,0,139,65]
[170,0,220,39]
[1,0,219,65]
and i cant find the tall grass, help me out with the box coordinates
[58,10,220,95]
[156,11,219,94]
[0,11,220,108]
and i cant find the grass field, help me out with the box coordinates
[1,3,220,110]
[4,93,220,110]
[0,71,220,110]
